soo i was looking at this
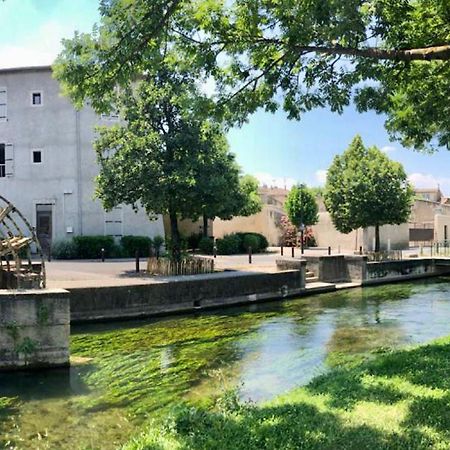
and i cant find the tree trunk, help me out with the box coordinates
[203,214,208,238]
[375,224,380,253]
[169,209,181,262]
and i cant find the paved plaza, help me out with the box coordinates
[45,246,427,289]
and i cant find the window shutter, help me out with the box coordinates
[5,143,14,177]
[0,88,6,120]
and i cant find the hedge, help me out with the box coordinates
[121,235,153,257]
[52,235,160,259]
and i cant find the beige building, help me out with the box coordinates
[410,188,450,243]
[214,187,289,245]
[312,197,409,251]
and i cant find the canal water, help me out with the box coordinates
[2,278,450,449]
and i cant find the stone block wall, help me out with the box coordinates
[70,270,305,322]
[0,289,70,370]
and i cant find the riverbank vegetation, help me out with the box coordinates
[122,335,450,449]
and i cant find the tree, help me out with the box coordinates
[323,135,414,252]
[285,184,318,253]
[195,145,262,236]
[93,66,235,261]
[54,1,450,151]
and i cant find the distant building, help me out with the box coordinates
[213,186,289,245]
[312,197,409,251]
[410,187,450,243]
[0,66,164,252]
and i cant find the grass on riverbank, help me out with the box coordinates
[122,336,450,450]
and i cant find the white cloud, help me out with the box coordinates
[381,145,396,153]
[253,172,296,190]
[0,20,76,69]
[315,169,327,185]
[408,172,450,194]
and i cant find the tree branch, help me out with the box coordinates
[257,39,450,61]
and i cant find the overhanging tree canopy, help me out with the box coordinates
[54,0,450,151]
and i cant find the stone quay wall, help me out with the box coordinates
[0,289,70,370]
[301,255,450,285]
[69,270,305,323]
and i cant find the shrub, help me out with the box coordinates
[73,235,116,259]
[216,234,241,255]
[121,235,153,257]
[279,215,297,246]
[187,232,203,250]
[304,227,317,247]
[242,234,259,252]
[152,235,165,255]
[198,237,214,254]
[164,236,188,259]
[235,232,269,253]
[51,239,78,259]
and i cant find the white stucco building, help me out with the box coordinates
[0,66,164,252]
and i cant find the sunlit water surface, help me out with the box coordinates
[2,278,450,449]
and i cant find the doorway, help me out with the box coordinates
[36,204,52,256]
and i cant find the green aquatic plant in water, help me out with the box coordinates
[122,336,450,450]
[71,311,277,417]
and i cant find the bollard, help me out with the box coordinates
[291,246,295,258]
[328,246,331,255]
[281,245,284,256]
[135,250,140,273]
[359,246,362,255]
[213,245,217,258]
[248,246,252,264]
[430,243,433,257]
[437,242,439,255]
[101,247,105,262]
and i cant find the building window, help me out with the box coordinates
[100,111,119,121]
[32,150,42,164]
[104,206,123,237]
[31,91,43,106]
[0,87,6,121]
[0,144,5,177]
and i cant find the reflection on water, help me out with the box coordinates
[1,278,450,449]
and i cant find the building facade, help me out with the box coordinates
[410,188,450,243]
[214,187,288,245]
[0,66,164,251]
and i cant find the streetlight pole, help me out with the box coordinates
[300,223,305,255]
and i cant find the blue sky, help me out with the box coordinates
[2,0,450,193]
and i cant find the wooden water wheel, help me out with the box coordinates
[0,195,46,289]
